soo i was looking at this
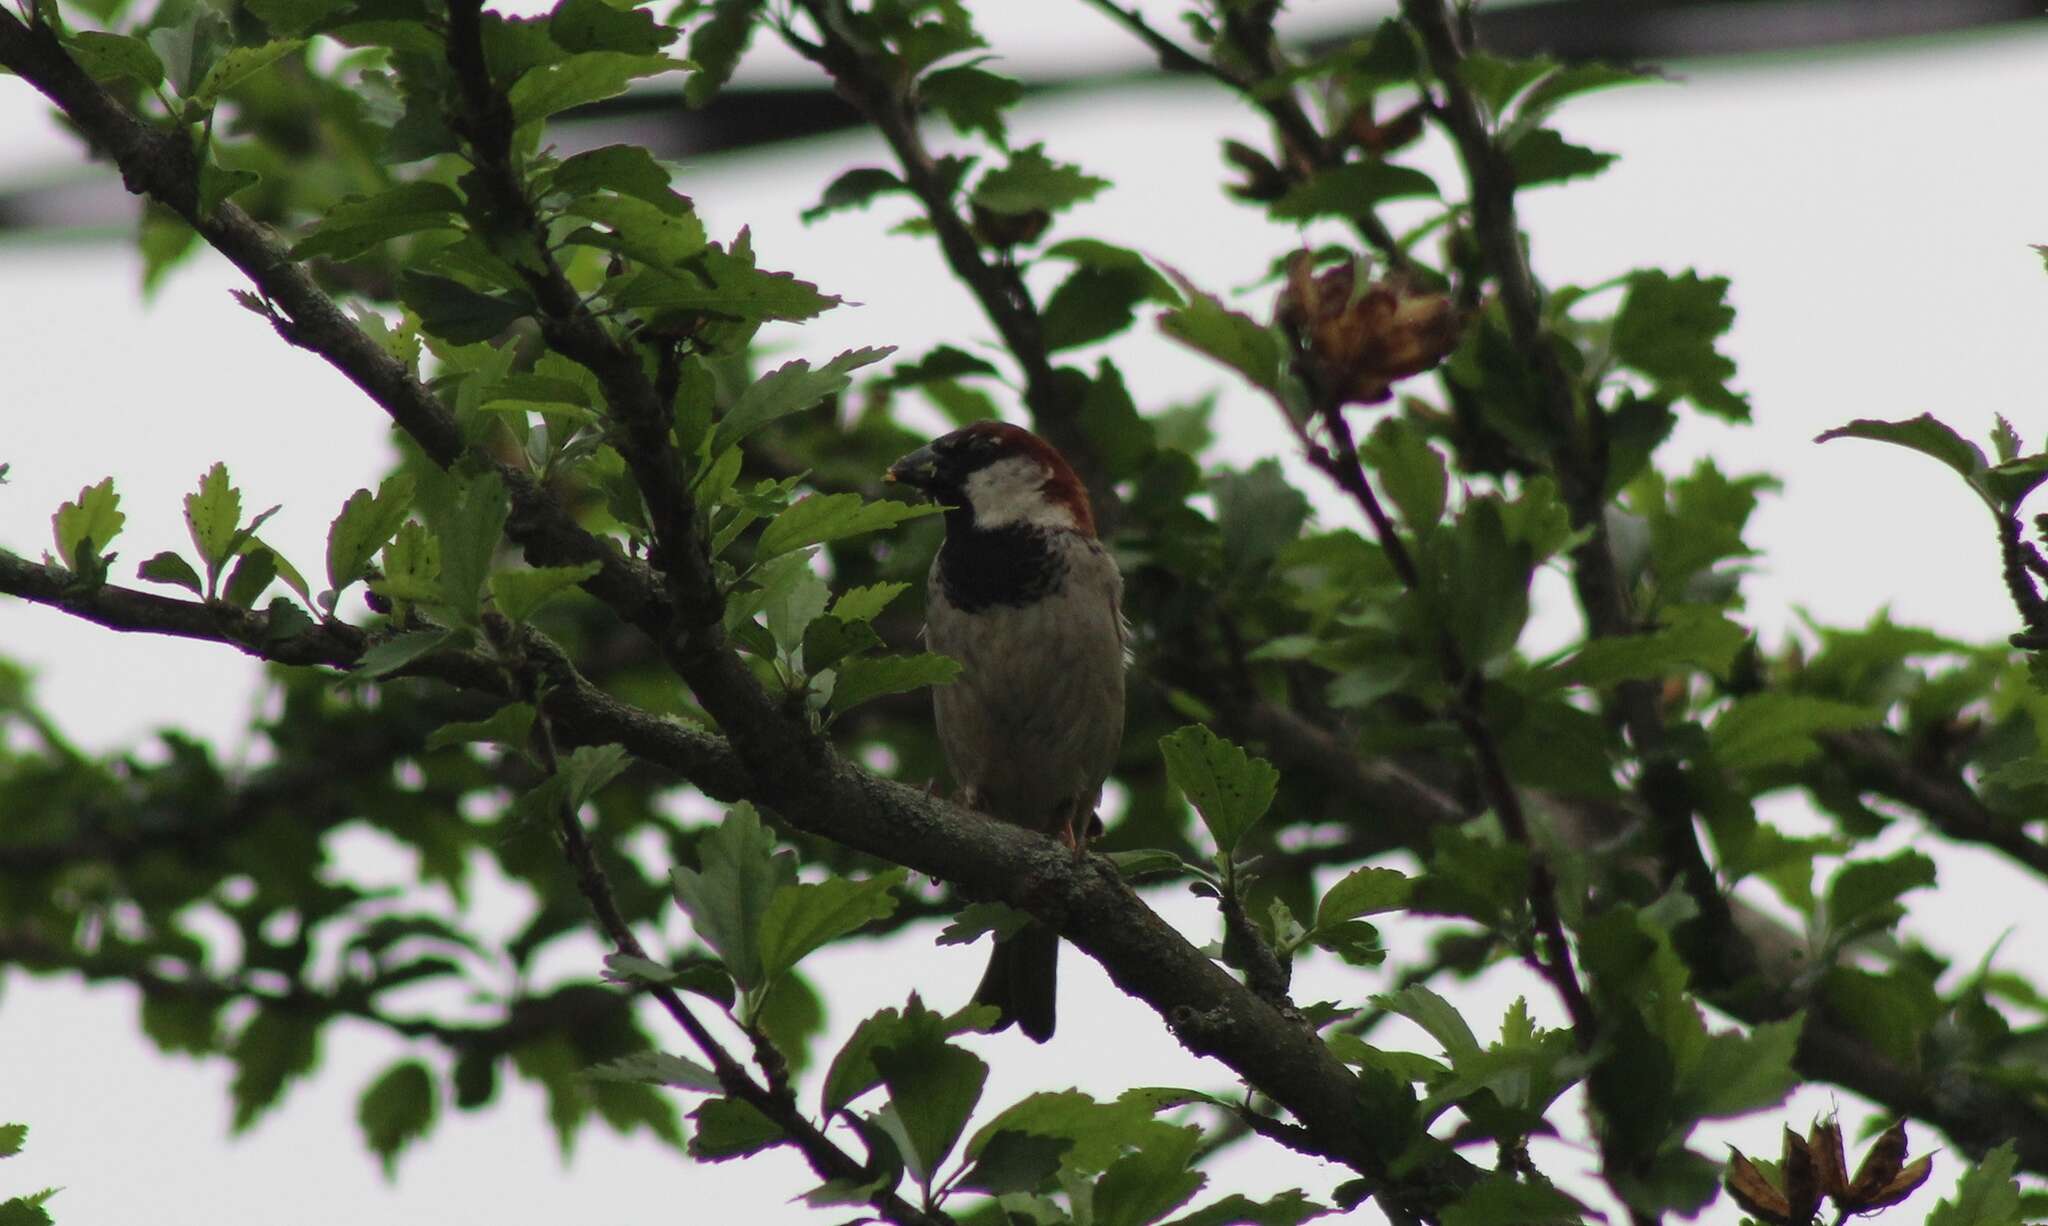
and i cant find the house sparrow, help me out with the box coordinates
[887,422,1126,1042]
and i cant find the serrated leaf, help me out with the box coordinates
[1675,1016,1802,1120]
[921,63,1021,146]
[1710,693,1876,770]
[709,347,893,457]
[1269,161,1438,222]
[586,1050,720,1093]
[1376,984,1480,1060]
[829,582,908,624]
[682,0,761,108]
[969,143,1107,216]
[880,345,998,387]
[52,476,124,566]
[399,272,531,345]
[490,561,601,623]
[608,243,841,321]
[1441,1175,1587,1226]
[1093,1124,1205,1226]
[1550,607,1748,688]
[507,51,685,126]
[1928,1141,2021,1226]
[562,192,707,269]
[357,1060,436,1178]
[757,869,906,986]
[830,653,961,714]
[291,183,463,261]
[0,1124,24,1158]
[671,802,790,991]
[687,1096,784,1161]
[1827,851,1936,937]
[1816,413,2048,512]
[184,461,240,573]
[437,472,509,624]
[326,475,416,597]
[544,144,689,215]
[755,493,938,561]
[1163,1189,1327,1226]
[549,0,674,54]
[1613,270,1747,420]
[801,615,879,674]
[873,1032,987,1192]
[1158,725,1279,856]
[1506,127,1615,188]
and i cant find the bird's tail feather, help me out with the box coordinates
[973,922,1058,1042]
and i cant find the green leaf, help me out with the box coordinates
[1361,416,1447,534]
[801,615,879,674]
[880,345,998,388]
[585,1050,720,1093]
[52,476,124,566]
[357,629,453,678]
[687,1097,784,1161]
[506,51,684,126]
[682,0,762,108]
[670,802,791,991]
[399,272,531,345]
[752,550,831,658]
[230,1008,320,1132]
[357,1060,436,1178]
[800,166,908,223]
[757,869,907,986]
[1549,607,1748,688]
[1612,270,1747,420]
[326,475,416,599]
[1928,1142,2023,1226]
[184,461,241,574]
[490,561,601,623]
[1673,1015,1802,1120]
[1376,985,1481,1060]
[1315,866,1412,927]
[1827,850,1936,939]
[872,1032,988,1192]
[437,472,510,624]
[829,582,909,624]
[0,1125,24,1158]
[192,39,303,108]
[148,8,229,96]
[425,702,536,752]
[1815,413,2048,512]
[921,64,1021,146]
[292,183,464,261]
[1709,693,1876,771]
[1213,460,1310,579]
[830,653,961,714]
[1158,276,1283,395]
[1164,1190,1327,1226]
[1158,725,1279,856]
[969,143,1108,216]
[66,31,165,86]
[1093,1124,1205,1226]
[1269,161,1438,222]
[1515,62,1654,123]
[223,545,279,608]
[549,0,674,54]
[545,144,689,215]
[709,347,893,456]
[1441,1175,1587,1226]
[562,192,707,269]
[1458,51,1555,115]
[958,1130,1070,1196]
[373,520,440,607]
[1506,127,1615,188]
[608,242,842,321]
[755,493,938,561]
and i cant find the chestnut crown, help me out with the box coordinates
[887,421,1095,535]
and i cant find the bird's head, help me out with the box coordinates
[887,422,1095,536]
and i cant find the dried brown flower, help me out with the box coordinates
[1277,251,1463,408]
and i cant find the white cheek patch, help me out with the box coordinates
[961,455,1077,530]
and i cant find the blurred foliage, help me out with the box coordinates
[4,0,2048,1223]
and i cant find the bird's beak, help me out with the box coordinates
[886,444,941,490]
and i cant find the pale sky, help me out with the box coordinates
[3,13,2047,1225]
